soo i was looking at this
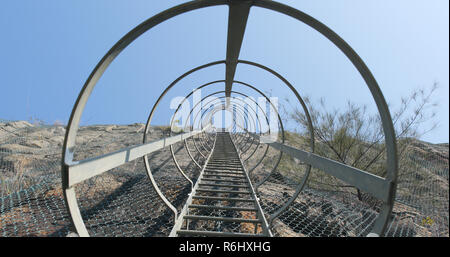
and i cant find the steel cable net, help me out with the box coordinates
[0,120,448,237]
[0,121,211,236]
[1,1,449,237]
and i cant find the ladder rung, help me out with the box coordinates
[207,164,241,166]
[177,230,264,237]
[183,215,261,223]
[208,161,240,163]
[205,167,243,171]
[205,168,242,171]
[204,170,243,175]
[206,167,242,169]
[188,204,257,212]
[209,157,239,159]
[198,183,249,188]
[201,178,247,183]
[196,189,251,194]
[192,196,254,202]
[209,158,239,160]
[203,174,246,178]
[208,160,241,163]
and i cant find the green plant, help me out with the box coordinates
[282,83,440,202]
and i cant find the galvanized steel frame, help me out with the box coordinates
[62,0,397,237]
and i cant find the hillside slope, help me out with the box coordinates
[0,121,448,237]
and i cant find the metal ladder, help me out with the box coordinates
[169,132,272,237]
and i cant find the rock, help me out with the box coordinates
[6,121,33,129]
[128,123,144,127]
[66,232,79,237]
[49,136,64,146]
[0,131,8,140]
[2,154,35,173]
[272,219,305,237]
[27,129,54,139]
[1,144,37,154]
[105,125,117,132]
[25,140,50,149]
[0,121,447,237]
[51,126,66,135]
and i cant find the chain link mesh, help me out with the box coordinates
[0,121,448,237]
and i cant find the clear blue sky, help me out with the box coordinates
[0,0,448,143]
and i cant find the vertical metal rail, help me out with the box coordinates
[169,130,218,237]
[225,1,251,102]
[229,132,273,237]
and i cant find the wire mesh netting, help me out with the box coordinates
[0,121,448,237]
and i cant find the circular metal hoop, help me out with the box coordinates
[166,80,284,167]
[141,59,317,204]
[62,0,397,237]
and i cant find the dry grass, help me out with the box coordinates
[239,211,262,234]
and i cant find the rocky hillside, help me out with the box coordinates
[0,121,448,237]
[0,121,174,196]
